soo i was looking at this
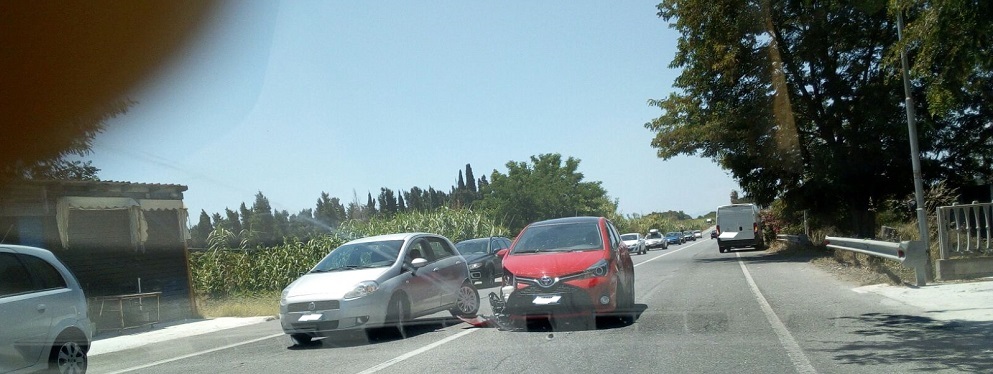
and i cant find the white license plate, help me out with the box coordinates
[532,295,562,305]
[298,313,323,322]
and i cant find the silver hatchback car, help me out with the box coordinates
[279,233,479,344]
[0,245,92,374]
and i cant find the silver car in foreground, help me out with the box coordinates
[279,233,480,345]
[1,245,92,374]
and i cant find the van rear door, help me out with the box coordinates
[717,205,756,241]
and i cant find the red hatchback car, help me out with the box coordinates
[498,216,635,329]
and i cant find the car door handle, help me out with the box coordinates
[37,304,46,313]
[455,260,462,265]
[433,267,440,272]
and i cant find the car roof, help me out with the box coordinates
[527,216,603,226]
[622,232,639,236]
[347,232,435,244]
[456,237,496,244]
[0,244,55,257]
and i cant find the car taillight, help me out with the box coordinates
[753,222,758,233]
[716,225,721,234]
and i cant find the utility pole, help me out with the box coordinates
[897,11,929,286]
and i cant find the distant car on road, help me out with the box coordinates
[621,233,647,255]
[710,230,718,239]
[280,233,479,345]
[665,231,684,245]
[682,231,696,242]
[644,229,667,250]
[693,230,702,239]
[455,236,512,287]
[0,245,92,374]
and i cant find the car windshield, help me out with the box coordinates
[455,239,489,255]
[667,232,680,237]
[310,240,402,272]
[512,222,603,253]
[646,232,662,239]
[620,234,638,241]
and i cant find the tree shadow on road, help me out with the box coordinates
[286,316,465,350]
[820,313,993,372]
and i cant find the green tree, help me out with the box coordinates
[315,192,346,229]
[225,208,242,234]
[479,153,612,232]
[891,0,993,190]
[248,191,275,246]
[191,210,212,248]
[647,0,920,236]
[377,187,398,216]
[2,100,133,183]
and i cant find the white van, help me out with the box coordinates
[716,203,764,253]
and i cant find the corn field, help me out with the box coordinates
[190,209,509,297]
[339,208,510,243]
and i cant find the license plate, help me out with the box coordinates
[298,313,323,322]
[532,295,562,305]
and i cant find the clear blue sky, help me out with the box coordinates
[88,1,739,219]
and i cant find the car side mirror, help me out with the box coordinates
[411,258,428,268]
[496,248,509,258]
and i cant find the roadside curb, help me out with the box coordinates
[852,277,993,322]
[90,316,276,356]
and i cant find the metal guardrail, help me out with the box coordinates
[936,202,992,259]
[824,236,927,286]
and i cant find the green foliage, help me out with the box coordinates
[189,228,345,297]
[891,0,993,190]
[338,208,510,244]
[477,153,613,233]
[649,0,927,236]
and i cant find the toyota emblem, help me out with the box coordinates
[538,276,555,288]
[308,302,316,311]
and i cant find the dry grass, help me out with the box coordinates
[196,293,280,318]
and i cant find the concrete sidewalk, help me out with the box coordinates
[853,277,993,322]
[88,316,274,356]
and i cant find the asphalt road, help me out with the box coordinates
[89,233,993,373]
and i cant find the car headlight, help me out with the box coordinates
[279,288,289,306]
[582,259,609,279]
[469,262,483,270]
[343,281,379,300]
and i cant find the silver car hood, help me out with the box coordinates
[285,267,390,300]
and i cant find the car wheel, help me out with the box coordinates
[385,294,409,339]
[615,283,635,324]
[290,333,314,345]
[50,334,87,374]
[450,281,480,318]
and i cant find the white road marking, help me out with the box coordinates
[104,333,284,374]
[634,239,708,267]
[356,328,480,374]
[736,252,818,374]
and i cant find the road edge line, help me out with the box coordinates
[104,332,284,374]
[736,252,817,374]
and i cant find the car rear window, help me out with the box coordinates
[512,222,603,253]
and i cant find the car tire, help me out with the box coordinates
[49,332,87,374]
[450,281,480,318]
[616,282,636,324]
[384,294,409,339]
